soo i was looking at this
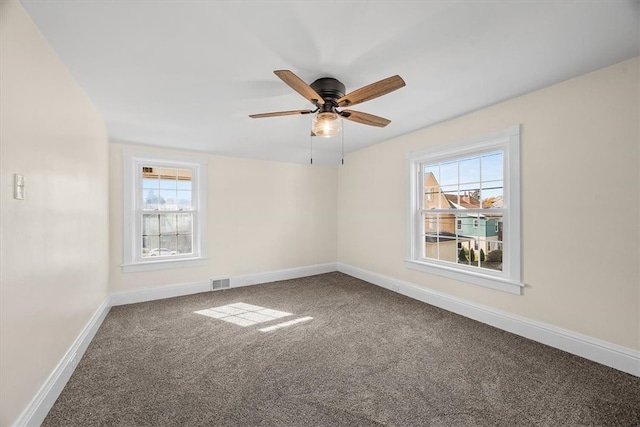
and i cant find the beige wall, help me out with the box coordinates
[109,142,338,292]
[1,0,637,422]
[0,1,110,425]
[338,57,640,350]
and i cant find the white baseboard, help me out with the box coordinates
[12,297,111,427]
[337,262,640,377]
[110,280,211,306]
[229,262,337,288]
[109,263,338,306]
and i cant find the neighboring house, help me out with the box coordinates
[423,172,503,261]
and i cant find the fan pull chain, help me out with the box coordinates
[341,122,345,165]
[310,125,313,165]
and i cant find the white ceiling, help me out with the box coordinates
[19,0,640,165]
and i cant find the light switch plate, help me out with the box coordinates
[14,174,24,200]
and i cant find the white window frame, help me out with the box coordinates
[405,124,522,294]
[122,150,208,273]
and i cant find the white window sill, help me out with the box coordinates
[404,259,523,295]
[122,257,208,273]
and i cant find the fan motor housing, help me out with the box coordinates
[310,78,345,105]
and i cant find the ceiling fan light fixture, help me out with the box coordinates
[312,111,342,138]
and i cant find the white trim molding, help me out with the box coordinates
[406,124,522,294]
[109,263,338,306]
[12,298,111,427]
[337,262,640,377]
[230,263,337,288]
[122,150,208,273]
[110,280,212,306]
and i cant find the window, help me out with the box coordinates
[123,151,207,272]
[405,125,522,294]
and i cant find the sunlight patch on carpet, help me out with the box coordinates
[194,302,291,327]
[259,316,314,332]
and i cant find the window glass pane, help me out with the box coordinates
[440,185,458,209]
[142,214,160,236]
[456,214,471,237]
[177,234,193,255]
[466,217,477,233]
[456,238,469,265]
[438,238,458,264]
[464,215,480,267]
[424,233,438,260]
[452,214,505,272]
[423,166,440,208]
[160,214,176,234]
[140,213,193,258]
[177,190,192,210]
[160,235,178,253]
[482,152,503,182]
[459,156,480,184]
[160,178,177,190]
[438,161,458,186]
[437,214,456,236]
[143,189,160,210]
[142,235,159,257]
[424,164,438,179]
[477,239,488,268]
[482,181,503,208]
[459,182,480,192]
[425,213,437,232]
[467,245,479,267]
[485,237,503,271]
[421,211,504,272]
[142,167,193,211]
[143,178,159,189]
[457,188,481,209]
[159,189,176,209]
[177,180,192,191]
[424,186,437,207]
[177,213,192,233]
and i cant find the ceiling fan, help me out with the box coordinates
[249,70,406,138]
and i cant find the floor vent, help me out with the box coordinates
[211,278,230,291]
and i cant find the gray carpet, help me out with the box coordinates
[43,272,640,426]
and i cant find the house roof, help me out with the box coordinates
[445,194,480,209]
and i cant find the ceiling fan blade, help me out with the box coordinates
[337,75,405,108]
[249,109,313,118]
[340,110,391,127]
[274,70,325,105]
